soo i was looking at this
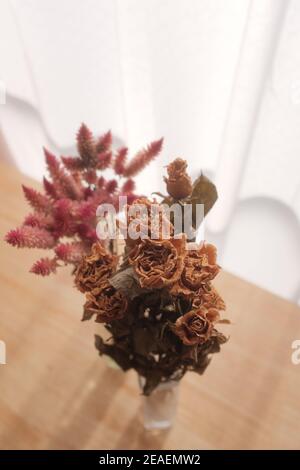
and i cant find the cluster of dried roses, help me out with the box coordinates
[75,160,228,394]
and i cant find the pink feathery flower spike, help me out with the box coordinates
[5,124,163,275]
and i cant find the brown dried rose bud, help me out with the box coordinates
[171,242,220,296]
[173,308,219,346]
[164,158,193,199]
[83,281,128,323]
[193,283,226,311]
[75,242,117,293]
[129,236,186,289]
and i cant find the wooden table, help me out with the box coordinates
[0,162,300,450]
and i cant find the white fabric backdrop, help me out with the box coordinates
[0,0,299,302]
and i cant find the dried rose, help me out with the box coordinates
[122,197,173,248]
[171,242,220,296]
[193,283,226,311]
[75,242,117,293]
[164,158,193,199]
[173,308,219,346]
[83,281,128,323]
[129,236,186,289]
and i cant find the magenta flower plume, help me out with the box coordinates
[55,242,85,264]
[5,124,163,275]
[44,148,82,199]
[23,213,52,229]
[121,179,135,194]
[61,156,84,172]
[76,123,95,167]
[22,185,50,213]
[30,258,58,276]
[5,226,56,249]
[43,177,58,199]
[96,130,112,153]
[123,138,163,177]
[105,179,118,194]
[114,147,128,175]
[97,151,112,171]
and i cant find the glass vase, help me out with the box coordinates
[138,375,180,430]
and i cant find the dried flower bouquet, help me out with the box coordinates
[75,159,229,395]
[5,125,229,397]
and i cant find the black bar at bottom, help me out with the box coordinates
[0,450,299,467]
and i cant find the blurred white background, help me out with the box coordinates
[0,0,299,303]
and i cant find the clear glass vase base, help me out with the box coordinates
[139,376,179,430]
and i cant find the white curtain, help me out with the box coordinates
[1,0,300,302]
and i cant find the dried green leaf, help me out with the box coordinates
[81,308,95,321]
[94,335,132,371]
[192,355,211,375]
[133,327,158,356]
[217,318,231,325]
[191,173,218,218]
[107,319,131,338]
[109,266,150,299]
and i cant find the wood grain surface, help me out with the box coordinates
[0,163,300,450]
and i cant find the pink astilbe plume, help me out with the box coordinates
[114,147,128,175]
[75,200,95,221]
[44,148,82,199]
[97,176,106,189]
[82,169,97,184]
[23,213,53,229]
[76,224,97,243]
[44,148,61,180]
[30,258,58,276]
[96,130,112,153]
[61,156,84,172]
[5,124,163,275]
[55,242,85,264]
[43,177,58,199]
[123,138,163,177]
[105,179,118,194]
[5,226,56,249]
[77,123,95,166]
[121,179,135,194]
[22,185,51,213]
[97,151,112,171]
